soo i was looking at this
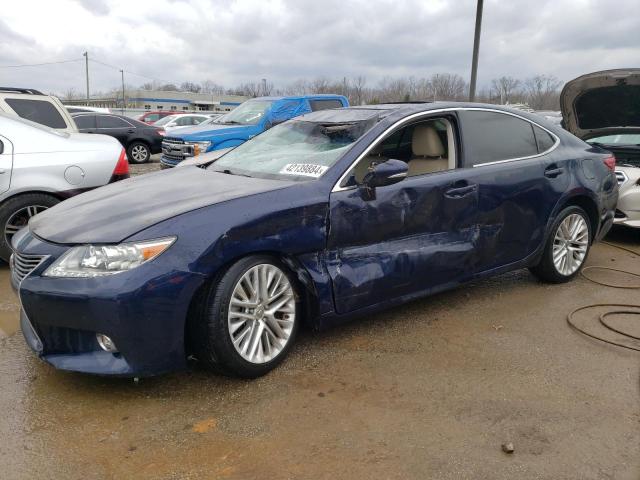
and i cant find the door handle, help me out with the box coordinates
[544,165,564,178]
[127,129,135,134]
[444,184,477,198]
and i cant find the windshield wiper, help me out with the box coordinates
[221,169,252,177]
[219,120,242,125]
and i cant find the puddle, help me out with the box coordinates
[0,264,20,338]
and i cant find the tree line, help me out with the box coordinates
[62,73,564,111]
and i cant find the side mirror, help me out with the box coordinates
[360,159,408,200]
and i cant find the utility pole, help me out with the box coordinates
[468,0,484,101]
[120,69,125,115]
[83,51,90,103]
[261,78,267,96]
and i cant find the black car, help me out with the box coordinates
[72,112,164,163]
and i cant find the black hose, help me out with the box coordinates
[567,241,640,351]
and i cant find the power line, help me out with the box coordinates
[88,58,180,86]
[0,59,83,69]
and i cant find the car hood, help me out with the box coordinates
[29,167,296,244]
[560,69,640,140]
[168,123,252,141]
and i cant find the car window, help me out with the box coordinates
[459,111,538,166]
[4,98,67,129]
[533,125,556,152]
[309,99,344,111]
[97,115,133,128]
[346,118,454,184]
[74,115,97,129]
[145,114,160,122]
[154,115,177,126]
[176,117,193,126]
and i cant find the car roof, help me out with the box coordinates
[249,94,348,102]
[294,101,556,125]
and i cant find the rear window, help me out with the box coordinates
[74,115,96,129]
[144,114,160,122]
[5,98,67,129]
[97,115,133,128]
[459,111,539,166]
[309,99,344,111]
[533,125,556,152]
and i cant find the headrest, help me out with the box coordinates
[411,124,445,157]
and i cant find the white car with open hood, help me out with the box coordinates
[561,69,640,229]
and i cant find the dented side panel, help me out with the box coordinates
[326,170,479,314]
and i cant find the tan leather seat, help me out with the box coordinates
[408,124,448,176]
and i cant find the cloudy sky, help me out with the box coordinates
[0,0,638,95]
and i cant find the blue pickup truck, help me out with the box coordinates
[160,94,349,167]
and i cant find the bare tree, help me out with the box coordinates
[62,87,80,101]
[284,79,309,96]
[180,81,202,93]
[430,73,467,101]
[350,76,366,105]
[200,80,226,95]
[159,83,179,91]
[523,75,562,110]
[491,76,521,104]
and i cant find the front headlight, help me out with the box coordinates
[189,141,211,156]
[43,237,176,278]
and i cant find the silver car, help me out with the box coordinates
[0,113,128,261]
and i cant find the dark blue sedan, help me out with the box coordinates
[11,103,618,378]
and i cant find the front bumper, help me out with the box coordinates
[12,230,206,377]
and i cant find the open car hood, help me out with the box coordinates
[560,69,640,140]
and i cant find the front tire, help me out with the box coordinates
[191,255,300,378]
[0,193,60,262]
[529,206,591,283]
[127,141,150,164]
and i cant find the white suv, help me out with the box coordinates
[0,113,129,262]
[0,87,77,133]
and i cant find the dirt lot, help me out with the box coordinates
[0,164,638,478]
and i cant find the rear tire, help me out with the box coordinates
[529,206,591,283]
[127,141,150,164]
[190,255,300,378]
[0,193,60,262]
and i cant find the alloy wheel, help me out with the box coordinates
[5,205,48,245]
[227,263,296,364]
[130,144,148,162]
[552,213,589,276]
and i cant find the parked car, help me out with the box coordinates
[560,68,640,229]
[1,87,77,132]
[137,111,174,124]
[11,102,617,378]
[72,112,164,163]
[0,112,128,262]
[160,95,349,168]
[153,113,211,132]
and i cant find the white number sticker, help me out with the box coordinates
[279,163,329,178]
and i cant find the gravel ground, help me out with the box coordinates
[0,215,638,478]
[129,154,162,176]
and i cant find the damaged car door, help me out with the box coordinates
[326,115,479,313]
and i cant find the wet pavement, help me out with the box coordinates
[0,201,639,478]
